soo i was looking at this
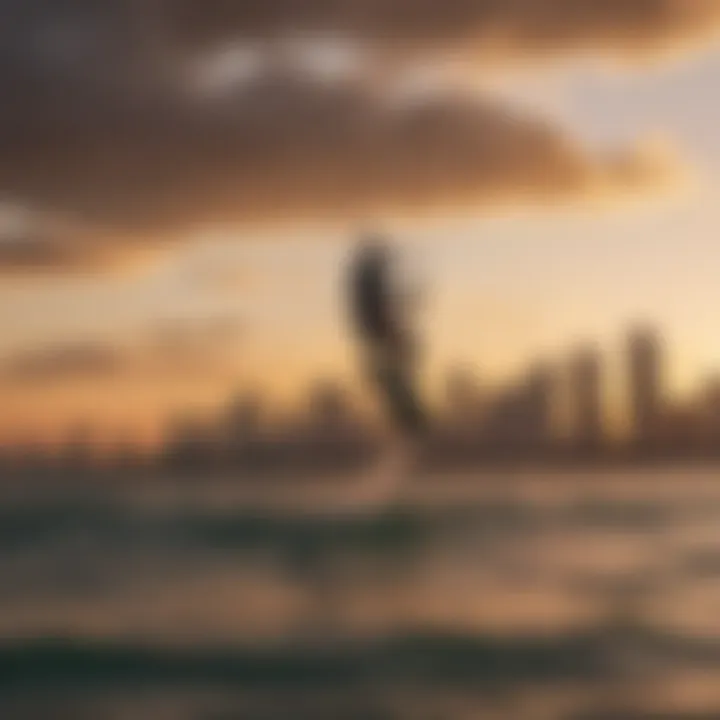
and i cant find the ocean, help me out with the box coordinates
[2,468,720,719]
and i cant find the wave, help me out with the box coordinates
[0,495,700,558]
[3,624,720,691]
[0,630,613,690]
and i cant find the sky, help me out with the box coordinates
[3,1,720,443]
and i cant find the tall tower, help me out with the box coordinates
[308,380,354,435]
[524,362,556,447]
[227,392,263,444]
[445,365,481,425]
[570,345,604,450]
[628,325,663,444]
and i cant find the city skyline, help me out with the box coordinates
[7,320,720,461]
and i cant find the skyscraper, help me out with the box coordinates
[226,392,263,445]
[628,326,664,445]
[307,380,354,435]
[524,362,556,447]
[444,365,482,426]
[570,345,604,450]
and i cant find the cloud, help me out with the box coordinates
[148,316,246,361]
[0,205,168,277]
[2,317,245,385]
[189,265,264,297]
[0,229,156,277]
[169,0,720,60]
[0,71,678,255]
[0,1,692,276]
[4,342,124,382]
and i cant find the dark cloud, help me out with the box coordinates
[0,1,688,274]
[169,0,720,58]
[0,70,675,243]
[5,1,720,66]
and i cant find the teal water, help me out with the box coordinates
[2,469,720,719]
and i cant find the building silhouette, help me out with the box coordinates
[13,320,720,480]
[569,345,604,451]
[222,391,265,469]
[524,362,556,447]
[695,376,720,453]
[163,413,221,473]
[482,362,555,453]
[306,380,357,436]
[627,326,664,447]
[444,365,483,431]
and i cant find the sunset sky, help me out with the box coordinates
[3,1,720,442]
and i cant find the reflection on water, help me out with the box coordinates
[2,469,720,719]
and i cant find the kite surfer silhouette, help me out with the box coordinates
[347,232,428,488]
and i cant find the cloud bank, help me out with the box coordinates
[0,71,677,274]
[170,0,720,59]
[2,317,245,385]
[0,0,702,274]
